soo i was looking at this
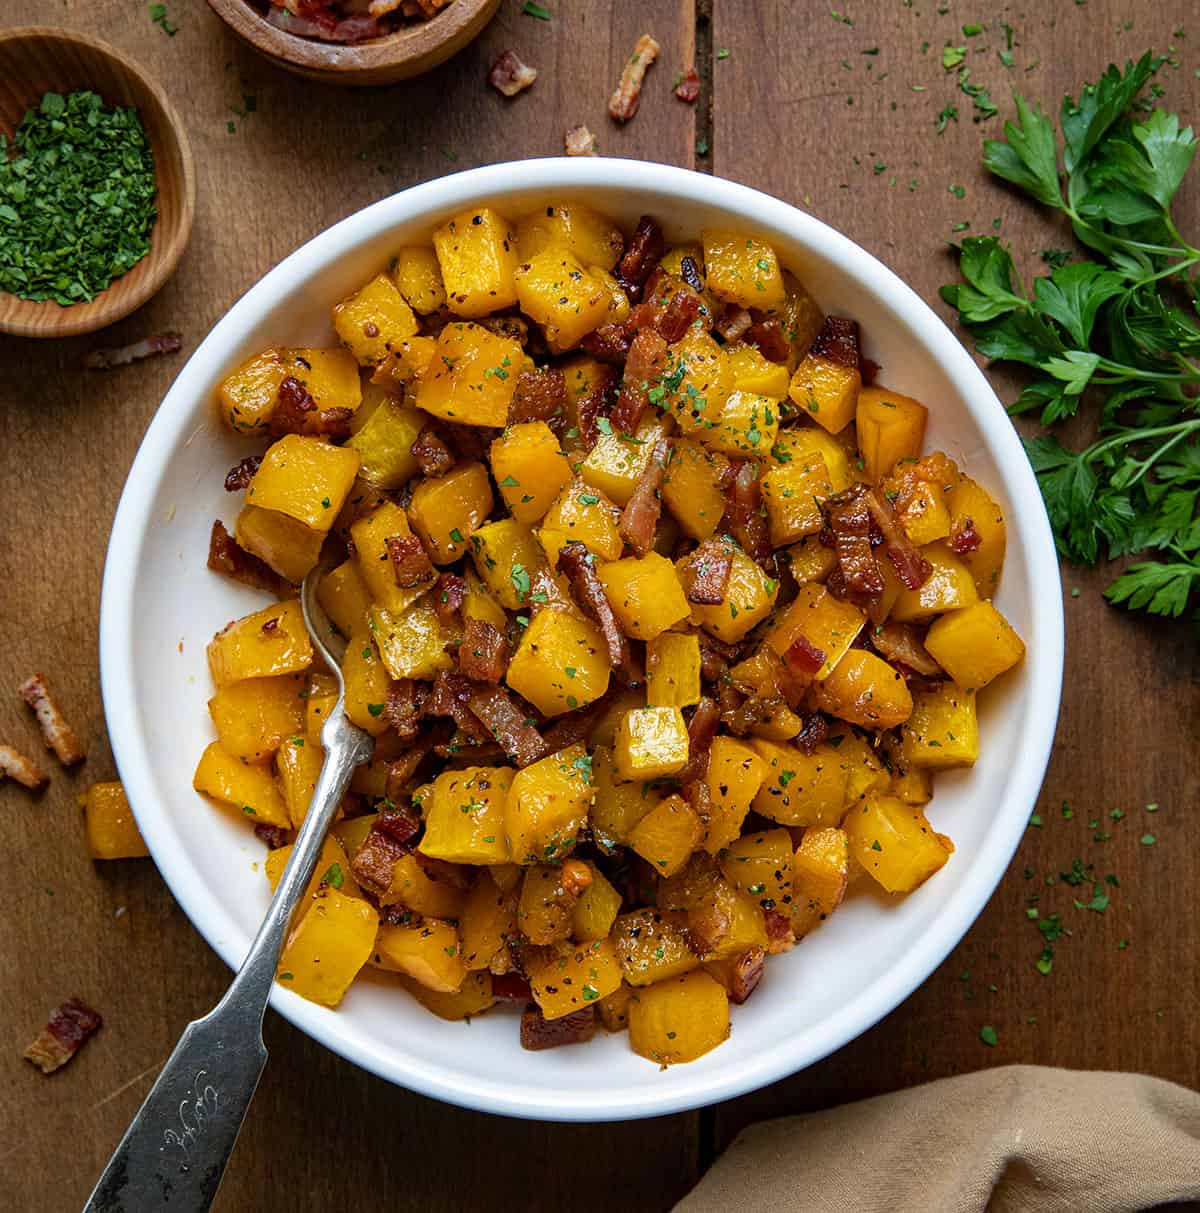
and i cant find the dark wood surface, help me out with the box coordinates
[0,2,1196,1209]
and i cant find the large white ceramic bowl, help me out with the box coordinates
[100,159,1064,1121]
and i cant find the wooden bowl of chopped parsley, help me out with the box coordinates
[0,27,196,338]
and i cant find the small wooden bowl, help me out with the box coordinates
[0,27,196,339]
[207,0,501,87]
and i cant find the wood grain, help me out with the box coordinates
[0,0,1197,1209]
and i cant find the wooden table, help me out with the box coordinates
[2,2,1197,1208]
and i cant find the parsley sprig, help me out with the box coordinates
[941,53,1200,619]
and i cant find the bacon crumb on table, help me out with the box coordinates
[0,743,47,789]
[564,125,598,156]
[489,50,538,98]
[674,67,700,103]
[607,34,661,123]
[23,998,103,1074]
[81,332,182,371]
[19,674,86,767]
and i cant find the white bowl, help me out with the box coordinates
[100,159,1064,1121]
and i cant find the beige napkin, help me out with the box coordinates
[675,1066,1200,1212]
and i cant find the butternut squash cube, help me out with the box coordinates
[788,352,861,434]
[948,474,1007,597]
[515,248,610,351]
[264,836,359,912]
[614,707,690,781]
[278,888,377,1007]
[218,347,288,435]
[505,743,594,864]
[416,321,524,427]
[646,632,702,708]
[750,737,849,828]
[433,206,519,317]
[399,972,495,1020]
[193,740,290,829]
[659,242,705,283]
[207,599,313,686]
[518,864,581,945]
[346,397,424,489]
[629,970,730,1065]
[703,736,768,853]
[419,765,514,865]
[925,601,1025,690]
[317,559,372,639]
[305,672,338,745]
[761,452,833,545]
[331,810,378,861]
[720,828,794,912]
[844,795,952,894]
[459,878,518,970]
[701,389,780,457]
[393,245,447,313]
[898,480,952,546]
[597,982,634,1032]
[340,630,392,735]
[702,229,786,309]
[628,793,704,877]
[378,337,436,386]
[772,424,854,492]
[463,574,508,630]
[469,518,545,609]
[661,330,734,433]
[765,582,865,679]
[380,853,468,919]
[528,938,623,1020]
[350,501,430,614]
[285,347,363,413]
[580,417,667,506]
[208,673,306,764]
[791,826,849,937]
[828,726,890,804]
[572,863,624,941]
[613,909,699,986]
[813,650,913,729]
[591,264,632,324]
[506,609,610,717]
[246,435,359,533]
[373,918,465,993]
[369,599,457,682]
[274,732,326,827]
[490,421,572,523]
[724,341,791,398]
[84,781,149,860]
[589,745,659,851]
[686,544,780,643]
[515,201,624,268]
[661,438,729,540]
[786,535,838,585]
[890,545,978,621]
[542,477,623,560]
[856,385,929,484]
[597,553,690,641]
[407,461,495,564]
[333,272,419,366]
[900,683,979,768]
[234,504,325,584]
[769,271,825,368]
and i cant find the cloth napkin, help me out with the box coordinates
[675,1066,1200,1212]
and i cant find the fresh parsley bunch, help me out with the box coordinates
[941,53,1200,620]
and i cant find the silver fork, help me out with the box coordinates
[84,570,375,1212]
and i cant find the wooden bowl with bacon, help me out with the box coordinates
[206,0,501,87]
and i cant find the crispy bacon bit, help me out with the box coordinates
[573,365,618,449]
[678,539,733,605]
[19,674,85,767]
[432,573,466,625]
[384,679,428,741]
[467,685,548,768]
[376,803,422,845]
[476,313,530,346]
[681,777,714,836]
[564,124,598,156]
[724,460,772,562]
[580,323,632,365]
[862,488,930,590]
[269,376,352,439]
[23,998,102,1074]
[520,1003,596,1051]
[611,329,668,433]
[509,367,566,425]
[687,896,732,958]
[949,515,982,555]
[619,436,669,557]
[542,699,604,751]
[678,697,720,785]
[674,66,701,103]
[492,973,532,1000]
[699,636,738,682]
[556,542,631,674]
[745,317,790,363]
[261,618,279,636]
[410,427,456,478]
[783,634,826,677]
[727,947,766,1004]
[254,823,291,849]
[861,356,881,386]
[425,673,492,743]
[721,693,786,738]
[385,533,435,589]
[458,618,510,683]
[383,741,432,806]
[764,909,796,954]
[488,49,538,97]
[809,316,861,369]
[207,520,288,595]
[266,4,382,41]
[608,33,661,123]
[0,743,47,789]
[871,623,942,677]
[635,283,703,345]
[716,305,754,344]
[81,331,182,370]
[616,215,665,301]
[559,858,593,899]
[794,711,830,755]
[824,486,885,602]
[679,255,704,293]
[350,826,408,899]
[224,455,262,492]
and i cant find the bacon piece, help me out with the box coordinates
[564,125,598,157]
[726,947,766,1004]
[267,4,382,40]
[424,673,492,743]
[492,973,532,1000]
[871,623,942,677]
[476,313,530,347]
[23,998,102,1074]
[254,823,291,849]
[207,520,288,595]
[724,460,772,562]
[862,488,930,590]
[794,711,830,755]
[679,255,704,293]
[384,742,433,806]
[677,696,720,785]
[608,33,661,123]
[520,1003,596,1051]
[949,515,982,555]
[573,365,618,449]
[384,679,428,741]
[376,803,423,845]
[489,49,538,97]
[580,323,632,365]
[611,329,668,433]
[223,455,262,492]
[824,486,885,602]
[0,743,47,789]
[616,215,665,302]
[721,693,787,738]
[744,317,790,363]
[350,826,408,899]
[809,316,861,369]
[81,331,182,370]
[467,686,548,768]
[716,305,753,344]
[783,634,826,677]
[458,618,510,684]
[619,436,669,557]
[698,636,737,682]
[629,273,703,344]
[556,542,631,674]
[677,539,733,605]
[269,376,352,439]
[410,427,455,478]
[432,573,466,625]
[19,674,85,767]
[687,895,732,958]
[542,698,604,751]
[508,367,566,425]
[680,778,714,839]
[861,356,881,386]
[385,533,435,589]
[764,909,796,954]
[674,66,700,103]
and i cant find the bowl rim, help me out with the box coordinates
[100,158,1065,1121]
[0,25,197,339]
